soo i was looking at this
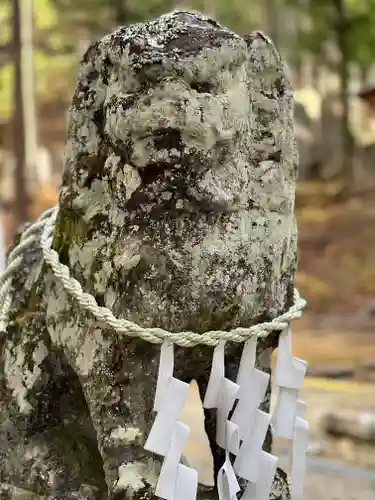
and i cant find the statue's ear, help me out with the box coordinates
[243,31,290,99]
[242,30,297,177]
[243,30,281,57]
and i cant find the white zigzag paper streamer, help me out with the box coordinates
[145,328,309,500]
[216,378,240,452]
[272,328,307,439]
[231,338,278,500]
[145,376,189,456]
[144,341,198,500]
[155,421,190,499]
[272,327,309,500]
[203,340,226,409]
[174,464,199,500]
[231,338,269,442]
[154,340,174,412]
[218,452,241,500]
[234,409,271,482]
[203,341,241,500]
[241,452,278,500]
[290,401,309,500]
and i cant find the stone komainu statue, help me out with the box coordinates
[0,10,298,500]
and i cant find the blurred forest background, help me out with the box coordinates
[1,1,375,497]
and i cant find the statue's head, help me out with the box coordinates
[55,11,297,330]
[61,10,296,221]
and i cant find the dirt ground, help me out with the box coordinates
[295,179,375,322]
[303,468,375,500]
[292,329,375,369]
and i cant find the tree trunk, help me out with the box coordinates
[12,0,29,232]
[334,0,355,186]
[359,62,370,87]
[0,11,298,500]
[20,0,39,192]
[108,0,128,26]
[263,0,280,49]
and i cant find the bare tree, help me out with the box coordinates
[12,0,29,229]
[21,0,38,191]
[334,0,355,184]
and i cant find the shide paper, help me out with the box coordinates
[234,410,271,482]
[231,338,270,441]
[155,421,190,499]
[154,341,174,411]
[174,464,198,500]
[217,423,241,500]
[272,327,307,438]
[276,328,307,389]
[231,369,269,441]
[290,401,309,500]
[236,337,257,388]
[216,378,240,451]
[218,454,241,500]
[230,338,277,500]
[272,387,300,439]
[203,340,226,408]
[217,422,241,500]
[203,342,241,500]
[145,376,189,456]
[145,341,198,500]
[273,328,309,500]
[241,452,278,500]
[144,327,308,500]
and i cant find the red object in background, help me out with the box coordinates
[358,85,375,114]
[1,209,14,250]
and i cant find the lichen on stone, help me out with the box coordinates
[0,9,298,500]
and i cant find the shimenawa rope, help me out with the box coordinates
[0,206,306,347]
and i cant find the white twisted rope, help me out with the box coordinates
[0,205,306,347]
[0,208,56,330]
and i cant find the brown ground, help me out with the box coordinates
[303,469,375,500]
[291,328,375,376]
[296,178,375,326]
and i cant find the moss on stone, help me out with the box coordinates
[52,206,89,265]
[42,424,106,490]
[1,10,299,500]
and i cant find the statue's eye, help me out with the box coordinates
[190,81,213,93]
[153,128,182,150]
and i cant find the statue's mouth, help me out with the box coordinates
[152,127,184,151]
[123,147,244,215]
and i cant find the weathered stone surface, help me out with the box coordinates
[0,10,298,500]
